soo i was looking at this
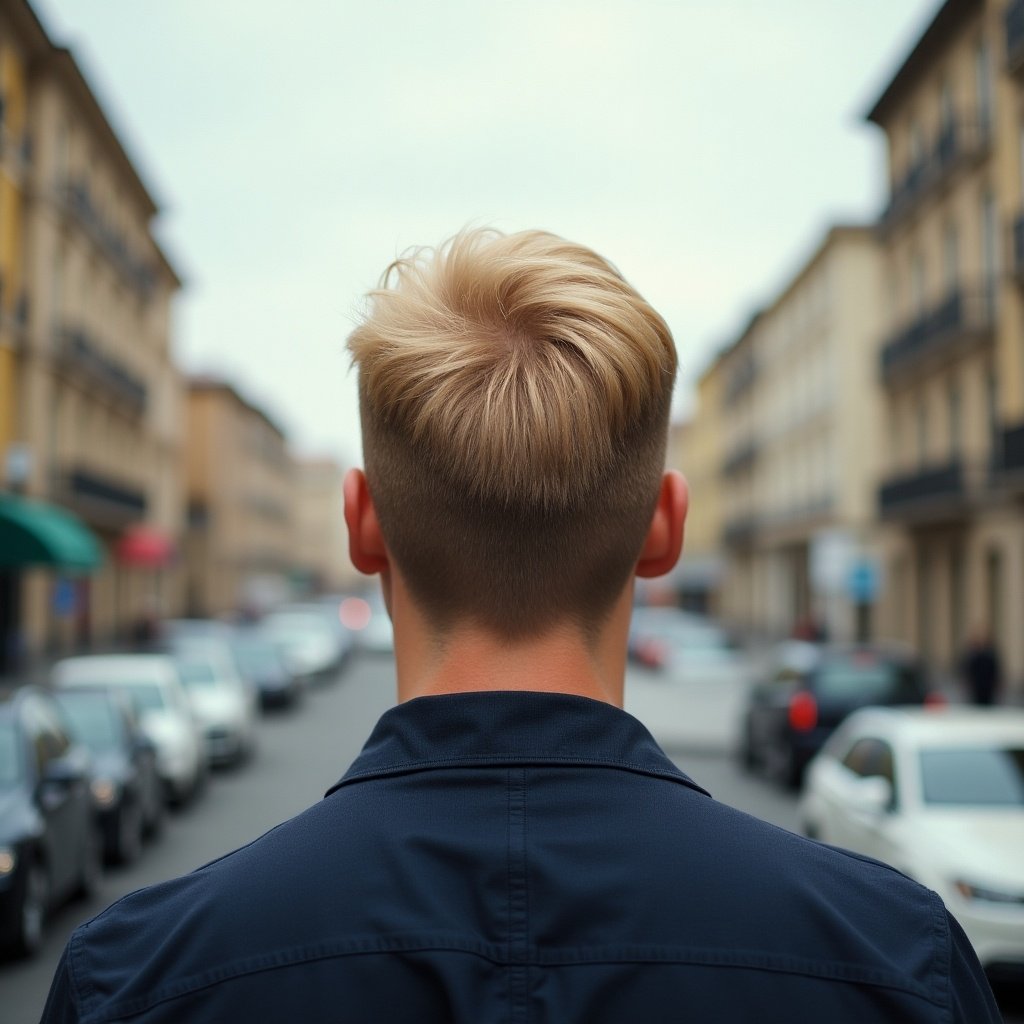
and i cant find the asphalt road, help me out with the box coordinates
[2,652,1018,1021]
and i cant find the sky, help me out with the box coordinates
[33,0,940,467]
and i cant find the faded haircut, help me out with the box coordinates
[348,228,677,639]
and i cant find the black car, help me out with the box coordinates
[740,643,939,789]
[230,628,303,709]
[53,688,164,864]
[0,686,101,957]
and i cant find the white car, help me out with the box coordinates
[52,655,206,805]
[261,610,346,680]
[800,706,1024,981]
[171,639,258,766]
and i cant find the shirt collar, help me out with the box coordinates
[326,690,710,798]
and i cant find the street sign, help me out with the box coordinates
[847,559,881,604]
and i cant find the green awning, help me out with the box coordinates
[0,493,102,572]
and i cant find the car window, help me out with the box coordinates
[816,656,922,701]
[111,682,168,714]
[54,694,123,752]
[919,747,1024,807]
[176,657,219,690]
[0,720,21,785]
[21,697,70,773]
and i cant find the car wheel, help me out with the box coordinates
[76,825,103,900]
[116,801,144,865]
[13,861,49,958]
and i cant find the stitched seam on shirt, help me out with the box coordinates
[80,941,944,1022]
[931,889,954,1024]
[335,756,703,790]
[508,768,529,1024]
[67,928,91,1019]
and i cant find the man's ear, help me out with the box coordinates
[636,470,688,579]
[343,468,390,576]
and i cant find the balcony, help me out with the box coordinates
[881,118,991,231]
[54,326,148,416]
[990,422,1024,483]
[722,515,759,549]
[61,180,156,300]
[879,287,994,386]
[878,461,966,520]
[1007,0,1024,76]
[724,357,758,406]
[56,466,147,528]
[722,440,759,478]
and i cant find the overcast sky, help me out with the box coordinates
[34,0,938,466]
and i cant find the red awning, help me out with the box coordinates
[117,526,175,567]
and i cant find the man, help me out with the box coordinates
[43,229,998,1022]
[962,626,1001,706]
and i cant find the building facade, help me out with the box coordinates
[867,0,1024,693]
[183,380,294,618]
[1,0,182,667]
[292,456,358,597]
[717,227,888,644]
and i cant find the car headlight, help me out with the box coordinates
[91,778,119,807]
[954,880,1024,905]
[0,847,15,876]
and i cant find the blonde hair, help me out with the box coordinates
[348,228,676,637]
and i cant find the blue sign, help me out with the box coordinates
[846,560,879,603]
[53,579,77,618]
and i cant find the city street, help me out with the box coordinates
[2,651,1017,1021]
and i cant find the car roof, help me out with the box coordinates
[841,705,1024,745]
[54,654,179,685]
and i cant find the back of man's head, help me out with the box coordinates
[348,228,676,640]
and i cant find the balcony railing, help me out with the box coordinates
[878,461,965,517]
[724,357,758,406]
[879,287,994,385]
[722,515,759,548]
[991,422,1024,479]
[55,466,148,527]
[881,117,991,229]
[61,180,156,300]
[55,326,148,415]
[1007,0,1024,75]
[722,440,759,478]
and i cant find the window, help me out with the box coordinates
[911,251,926,314]
[841,737,897,800]
[948,377,961,456]
[916,394,929,466]
[975,39,992,132]
[939,75,955,139]
[942,220,959,291]
[981,190,998,304]
[909,119,925,167]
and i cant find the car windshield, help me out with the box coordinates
[54,695,122,752]
[176,658,219,690]
[920,747,1024,807]
[0,720,20,786]
[232,636,278,672]
[109,682,167,714]
[815,657,921,701]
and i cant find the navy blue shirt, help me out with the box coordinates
[42,691,999,1023]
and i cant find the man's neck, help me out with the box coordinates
[390,583,632,707]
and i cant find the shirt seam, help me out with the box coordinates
[76,938,946,1022]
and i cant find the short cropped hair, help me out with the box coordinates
[348,228,677,639]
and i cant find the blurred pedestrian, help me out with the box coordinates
[42,229,999,1023]
[962,627,1002,706]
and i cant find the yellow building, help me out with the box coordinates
[716,227,888,642]
[183,380,295,617]
[867,0,1024,694]
[292,456,359,596]
[1,0,182,668]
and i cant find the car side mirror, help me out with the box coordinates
[850,775,893,815]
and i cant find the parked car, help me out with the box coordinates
[347,591,393,655]
[230,627,302,708]
[52,688,164,864]
[740,643,939,788]
[628,606,733,671]
[171,638,258,766]
[261,608,349,681]
[0,686,101,958]
[800,706,1024,983]
[52,655,206,806]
